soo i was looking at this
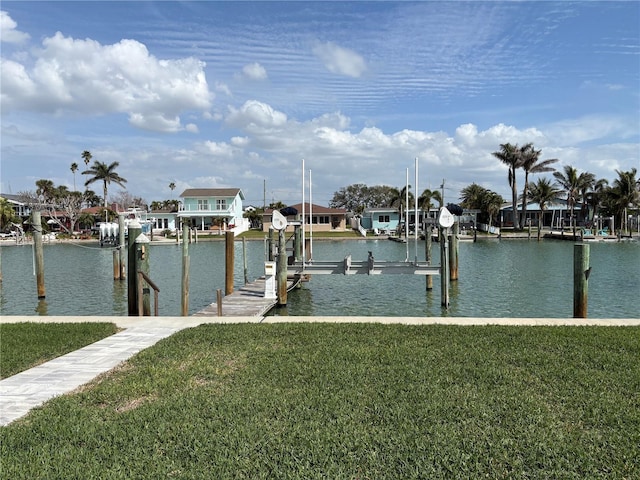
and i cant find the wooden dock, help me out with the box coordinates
[193,277,301,317]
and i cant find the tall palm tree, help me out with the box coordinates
[82,161,127,209]
[553,165,594,231]
[169,182,176,196]
[607,168,639,233]
[70,162,79,191]
[528,178,562,241]
[492,143,523,230]
[519,144,558,227]
[81,150,92,166]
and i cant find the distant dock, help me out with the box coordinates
[194,277,301,317]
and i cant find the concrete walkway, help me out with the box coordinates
[2,316,639,426]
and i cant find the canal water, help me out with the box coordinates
[1,238,638,318]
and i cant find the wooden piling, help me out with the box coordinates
[425,225,433,290]
[136,236,151,316]
[449,222,459,281]
[112,250,120,280]
[127,221,142,315]
[440,227,449,308]
[217,289,223,316]
[277,228,287,305]
[118,214,126,279]
[32,211,46,299]
[242,237,249,284]
[573,243,590,318]
[181,223,190,316]
[225,231,234,295]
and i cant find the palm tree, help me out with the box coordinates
[35,179,55,204]
[482,191,504,229]
[81,150,92,166]
[169,182,176,196]
[388,186,414,233]
[519,144,558,228]
[459,183,487,210]
[0,197,18,230]
[82,161,127,209]
[607,168,639,233]
[418,188,443,218]
[584,178,609,225]
[492,143,523,230]
[70,163,79,191]
[528,178,562,240]
[553,165,594,231]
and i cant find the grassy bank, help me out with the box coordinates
[1,323,638,478]
[0,322,118,379]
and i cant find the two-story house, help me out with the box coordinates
[178,188,246,233]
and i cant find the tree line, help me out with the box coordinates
[330,142,639,233]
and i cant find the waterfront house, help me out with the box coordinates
[178,188,247,234]
[359,208,401,234]
[262,203,347,232]
[149,208,178,234]
[500,200,590,229]
[1,194,31,219]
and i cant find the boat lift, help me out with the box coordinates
[288,252,440,276]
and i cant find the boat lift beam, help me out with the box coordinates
[288,254,440,276]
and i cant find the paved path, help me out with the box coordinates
[2,316,639,426]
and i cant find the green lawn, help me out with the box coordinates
[0,322,118,379]
[1,324,638,479]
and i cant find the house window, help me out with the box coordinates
[216,199,227,210]
[198,199,209,210]
[378,215,390,223]
[312,215,329,224]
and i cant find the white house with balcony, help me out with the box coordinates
[178,188,247,234]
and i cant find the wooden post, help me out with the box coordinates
[217,289,223,316]
[449,222,459,282]
[440,227,449,308]
[276,228,287,305]
[225,231,234,295]
[118,214,126,279]
[268,228,274,261]
[573,243,590,318]
[32,211,46,299]
[136,235,151,316]
[181,223,190,316]
[127,221,142,315]
[242,237,249,284]
[113,250,120,280]
[425,224,433,291]
[294,225,302,262]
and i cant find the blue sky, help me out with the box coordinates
[1,1,638,207]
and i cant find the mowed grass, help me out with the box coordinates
[0,322,118,379]
[1,324,638,479]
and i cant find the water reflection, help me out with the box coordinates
[35,299,48,316]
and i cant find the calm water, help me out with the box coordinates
[1,238,638,318]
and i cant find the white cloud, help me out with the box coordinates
[241,62,268,80]
[225,100,287,130]
[312,41,367,78]
[0,11,30,44]
[1,32,212,132]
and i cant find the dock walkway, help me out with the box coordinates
[193,277,300,317]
